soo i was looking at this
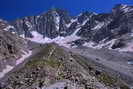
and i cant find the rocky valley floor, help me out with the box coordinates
[0,43,132,89]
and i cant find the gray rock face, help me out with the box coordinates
[11,9,95,38]
[9,4,133,51]
[11,9,72,38]
[77,4,133,43]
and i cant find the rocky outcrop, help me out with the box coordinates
[0,19,28,72]
[11,9,72,38]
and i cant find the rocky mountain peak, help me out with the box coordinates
[112,4,133,14]
[77,11,95,24]
[8,4,133,52]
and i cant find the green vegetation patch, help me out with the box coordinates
[99,73,117,86]
[119,84,130,89]
[44,58,62,68]
[26,44,64,68]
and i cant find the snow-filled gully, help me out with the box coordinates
[0,50,32,78]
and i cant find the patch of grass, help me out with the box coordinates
[44,58,61,68]
[26,44,56,67]
[26,44,64,68]
[36,44,54,57]
[120,84,130,89]
[26,59,45,67]
[99,73,117,86]
[26,56,62,68]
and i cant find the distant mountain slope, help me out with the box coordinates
[8,4,133,52]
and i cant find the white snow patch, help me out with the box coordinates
[92,22,104,30]
[66,23,72,28]
[72,27,81,36]
[0,50,32,79]
[52,11,60,31]
[11,31,16,34]
[78,13,83,17]
[0,65,14,78]
[118,41,133,52]
[93,39,117,49]
[123,8,133,13]
[55,16,60,31]
[28,36,48,43]
[83,39,117,49]
[37,15,41,18]
[16,50,32,65]
[25,21,32,29]
[83,41,96,48]
[31,31,43,39]
[93,12,98,15]
[60,31,66,34]
[27,30,80,48]
[20,34,25,38]
[3,25,14,31]
[27,33,53,44]
[83,39,133,52]
[42,82,66,89]
[82,18,89,25]
[27,31,43,41]
[120,4,128,9]
[120,5,133,13]
[66,18,78,28]
[71,18,78,23]
[103,39,117,49]
[66,17,88,28]
[71,19,89,36]
[55,35,80,48]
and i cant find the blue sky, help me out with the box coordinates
[0,0,133,21]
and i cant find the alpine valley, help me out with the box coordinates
[0,4,133,89]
